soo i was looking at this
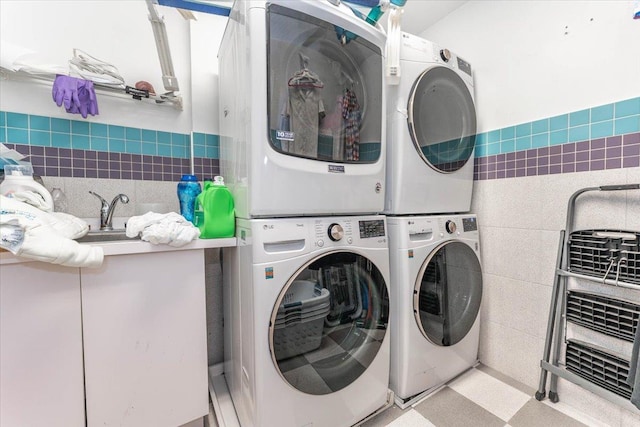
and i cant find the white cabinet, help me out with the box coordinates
[0,261,85,427]
[80,251,209,427]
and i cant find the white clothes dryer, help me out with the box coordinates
[219,0,388,219]
[387,214,482,407]
[384,33,477,215]
[223,215,391,427]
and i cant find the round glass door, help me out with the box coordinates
[407,66,477,173]
[267,4,383,163]
[414,241,482,346]
[269,251,389,395]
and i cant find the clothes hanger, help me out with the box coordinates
[288,53,324,88]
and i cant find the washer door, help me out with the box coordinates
[407,66,476,173]
[414,241,482,346]
[269,251,389,395]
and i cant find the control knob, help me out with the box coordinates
[440,48,451,62]
[445,220,457,234]
[328,223,344,241]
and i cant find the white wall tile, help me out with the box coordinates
[61,177,136,219]
[134,180,180,214]
[476,176,543,230]
[625,167,640,231]
[538,169,628,232]
[478,320,544,389]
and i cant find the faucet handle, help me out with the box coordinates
[89,191,108,207]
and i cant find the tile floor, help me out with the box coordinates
[361,364,604,427]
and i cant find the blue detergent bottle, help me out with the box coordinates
[195,176,235,239]
[177,174,201,223]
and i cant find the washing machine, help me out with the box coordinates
[223,215,392,427]
[384,32,477,215]
[219,0,387,219]
[387,214,482,407]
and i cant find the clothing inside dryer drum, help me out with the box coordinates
[409,66,477,173]
[269,251,389,395]
[267,4,383,163]
[417,241,482,346]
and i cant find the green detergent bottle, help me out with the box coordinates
[195,176,235,239]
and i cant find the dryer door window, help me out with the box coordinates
[407,66,476,173]
[267,4,383,163]
[268,251,389,395]
[414,241,482,346]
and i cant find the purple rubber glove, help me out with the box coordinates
[52,76,99,118]
[74,80,99,118]
[52,75,80,111]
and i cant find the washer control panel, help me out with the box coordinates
[359,219,385,239]
[310,216,386,248]
[315,219,353,247]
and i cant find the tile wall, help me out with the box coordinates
[473,97,640,180]
[0,111,220,181]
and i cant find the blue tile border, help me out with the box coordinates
[473,96,640,180]
[475,96,640,159]
[1,110,222,181]
[475,132,640,181]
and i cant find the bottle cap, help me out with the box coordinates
[180,174,198,181]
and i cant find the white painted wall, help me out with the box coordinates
[421,2,640,424]
[421,0,640,132]
[0,0,193,133]
[190,12,228,135]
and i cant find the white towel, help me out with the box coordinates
[11,189,54,212]
[0,196,102,268]
[0,194,88,238]
[126,212,200,247]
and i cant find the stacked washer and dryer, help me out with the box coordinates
[384,32,484,407]
[218,1,392,426]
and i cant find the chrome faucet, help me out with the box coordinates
[89,191,130,231]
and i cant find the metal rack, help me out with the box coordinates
[536,183,640,412]
[0,68,183,110]
[0,0,183,110]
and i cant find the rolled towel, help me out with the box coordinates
[126,211,200,247]
[0,195,89,239]
[1,208,103,268]
[11,189,54,212]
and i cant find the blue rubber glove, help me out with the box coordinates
[52,75,80,111]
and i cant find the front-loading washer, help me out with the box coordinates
[384,32,477,215]
[223,215,391,426]
[387,214,482,407]
[219,0,387,219]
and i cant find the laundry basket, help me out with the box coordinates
[273,280,331,361]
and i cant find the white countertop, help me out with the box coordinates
[0,237,237,265]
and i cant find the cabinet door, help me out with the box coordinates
[81,251,208,427]
[0,261,84,427]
